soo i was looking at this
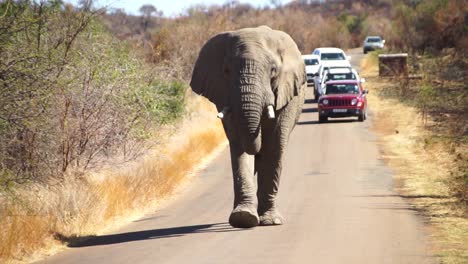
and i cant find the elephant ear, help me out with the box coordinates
[190,32,232,111]
[272,35,306,111]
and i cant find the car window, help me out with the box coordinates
[327,73,356,80]
[304,59,319,66]
[326,84,359,95]
[321,53,345,60]
[366,37,381,43]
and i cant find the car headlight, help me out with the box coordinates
[322,99,329,105]
[351,98,358,105]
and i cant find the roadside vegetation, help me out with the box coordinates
[0,1,222,262]
[0,0,466,263]
[360,1,467,262]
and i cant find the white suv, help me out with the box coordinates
[319,67,365,96]
[302,54,320,87]
[312,47,351,67]
[312,48,352,99]
[314,65,348,99]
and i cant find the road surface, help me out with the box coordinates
[38,49,434,264]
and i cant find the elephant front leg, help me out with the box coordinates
[256,109,297,226]
[256,147,284,226]
[228,143,259,228]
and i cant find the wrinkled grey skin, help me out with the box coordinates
[190,26,305,228]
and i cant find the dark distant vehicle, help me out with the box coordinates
[363,36,385,54]
[317,80,368,123]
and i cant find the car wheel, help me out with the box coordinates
[363,49,367,54]
[358,114,364,122]
[358,110,366,122]
[319,115,327,123]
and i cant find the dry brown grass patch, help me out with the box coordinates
[361,56,468,263]
[0,96,227,264]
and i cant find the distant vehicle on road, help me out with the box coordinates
[363,36,385,54]
[325,67,361,82]
[317,80,368,123]
[313,65,352,99]
[317,67,365,99]
[311,47,352,100]
[312,47,351,65]
[302,54,320,87]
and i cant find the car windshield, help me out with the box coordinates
[321,53,345,60]
[326,84,359,95]
[367,37,381,43]
[326,73,356,81]
[304,59,319,66]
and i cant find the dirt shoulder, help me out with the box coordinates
[361,55,468,264]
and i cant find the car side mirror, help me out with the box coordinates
[360,78,366,83]
[346,56,351,61]
[363,89,369,94]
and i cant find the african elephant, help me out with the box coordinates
[190,26,305,228]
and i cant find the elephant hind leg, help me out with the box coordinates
[259,210,284,225]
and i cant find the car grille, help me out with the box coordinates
[328,99,352,106]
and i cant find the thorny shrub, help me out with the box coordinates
[0,1,185,186]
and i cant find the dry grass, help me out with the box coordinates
[0,96,227,264]
[361,56,468,264]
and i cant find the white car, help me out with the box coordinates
[312,48,352,99]
[313,65,352,99]
[363,36,385,54]
[302,54,320,87]
[312,47,351,66]
[319,67,365,96]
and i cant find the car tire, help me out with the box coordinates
[319,115,327,123]
[363,49,367,54]
[358,110,367,122]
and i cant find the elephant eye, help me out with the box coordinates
[270,75,279,92]
[271,65,278,76]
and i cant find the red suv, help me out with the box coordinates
[317,80,368,123]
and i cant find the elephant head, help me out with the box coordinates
[191,26,305,154]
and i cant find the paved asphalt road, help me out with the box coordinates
[38,49,434,264]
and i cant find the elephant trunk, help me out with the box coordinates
[238,81,263,155]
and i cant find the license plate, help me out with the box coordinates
[332,109,347,113]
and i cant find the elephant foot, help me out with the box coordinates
[259,209,284,226]
[229,204,259,228]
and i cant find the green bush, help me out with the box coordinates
[0,1,185,186]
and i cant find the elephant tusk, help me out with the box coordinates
[217,106,231,119]
[267,105,275,119]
